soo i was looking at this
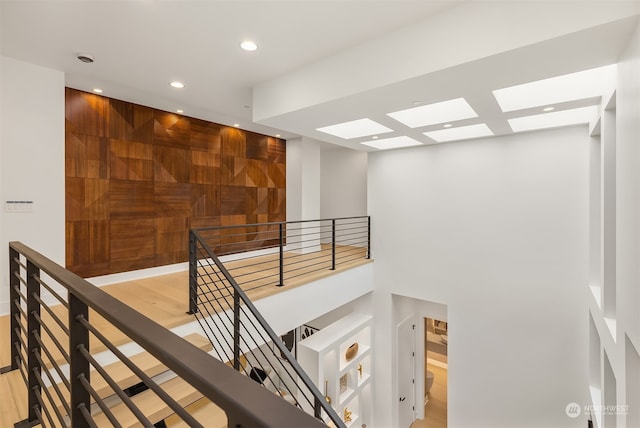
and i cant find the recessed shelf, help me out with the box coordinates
[344,414,360,428]
[297,313,372,426]
[339,387,356,405]
[357,372,371,388]
[339,346,371,374]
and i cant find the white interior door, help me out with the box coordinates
[397,316,416,428]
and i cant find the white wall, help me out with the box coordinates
[616,15,640,364]
[286,137,321,222]
[254,263,373,337]
[320,145,367,219]
[597,18,640,428]
[0,56,65,314]
[368,126,590,428]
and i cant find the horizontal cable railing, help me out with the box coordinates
[6,241,326,428]
[188,217,372,427]
[188,216,371,314]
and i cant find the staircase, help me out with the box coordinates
[40,333,222,427]
[6,217,370,427]
[7,241,326,428]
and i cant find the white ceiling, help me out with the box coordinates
[1,1,639,150]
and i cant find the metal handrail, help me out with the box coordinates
[188,216,372,428]
[7,241,326,428]
[188,217,371,308]
[190,230,347,428]
[194,215,369,232]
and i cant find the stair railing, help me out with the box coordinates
[187,216,372,428]
[188,216,371,314]
[5,241,326,428]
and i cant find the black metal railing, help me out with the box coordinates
[187,217,372,428]
[5,241,326,428]
[188,216,370,314]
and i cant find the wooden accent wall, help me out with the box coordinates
[65,88,286,277]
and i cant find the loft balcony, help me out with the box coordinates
[1,216,373,427]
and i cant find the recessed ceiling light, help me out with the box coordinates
[492,64,616,112]
[387,98,478,128]
[77,54,94,63]
[233,123,240,128]
[176,109,184,114]
[316,118,393,139]
[372,136,379,139]
[275,134,281,137]
[240,41,258,51]
[543,107,555,112]
[443,124,452,128]
[93,88,103,94]
[170,81,185,89]
[361,136,423,150]
[508,106,598,133]
[424,123,493,143]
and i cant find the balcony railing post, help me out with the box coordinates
[233,289,241,371]
[187,230,198,314]
[69,293,91,426]
[367,215,371,259]
[331,219,336,270]
[26,260,42,423]
[278,223,284,286]
[8,247,20,372]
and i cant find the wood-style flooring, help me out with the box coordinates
[0,249,371,427]
[411,362,448,428]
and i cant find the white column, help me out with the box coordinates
[286,137,321,253]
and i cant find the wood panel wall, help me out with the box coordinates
[65,88,286,277]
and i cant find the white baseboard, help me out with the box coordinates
[427,357,448,369]
[86,262,189,287]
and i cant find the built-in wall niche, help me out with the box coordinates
[297,313,373,428]
[625,336,640,427]
[588,92,618,337]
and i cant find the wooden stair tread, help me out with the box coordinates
[48,333,211,414]
[91,375,203,427]
[90,332,212,397]
[165,397,227,427]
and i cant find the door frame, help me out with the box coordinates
[397,315,417,427]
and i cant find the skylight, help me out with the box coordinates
[387,98,478,128]
[316,118,393,139]
[492,64,616,112]
[508,106,599,133]
[361,136,423,150]
[423,123,493,143]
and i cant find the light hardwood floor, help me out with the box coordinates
[0,249,371,426]
[411,363,448,428]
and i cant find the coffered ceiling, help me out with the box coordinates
[2,1,639,150]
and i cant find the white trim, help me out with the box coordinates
[427,357,448,369]
[87,262,189,287]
